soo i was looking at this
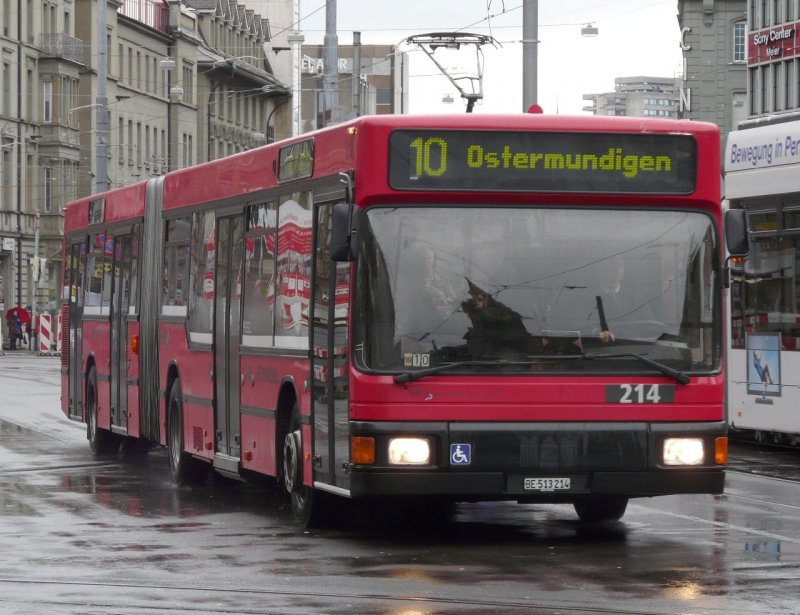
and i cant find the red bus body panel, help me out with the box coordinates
[60,114,726,505]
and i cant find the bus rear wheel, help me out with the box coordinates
[282,404,318,527]
[573,496,628,522]
[86,366,118,456]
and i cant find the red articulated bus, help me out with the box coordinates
[61,113,749,526]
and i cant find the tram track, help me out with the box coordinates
[0,577,744,615]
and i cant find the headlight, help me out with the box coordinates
[663,438,704,466]
[388,437,430,465]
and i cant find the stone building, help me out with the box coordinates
[583,76,681,118]
[0,0,290,345]
[677,0,748,134]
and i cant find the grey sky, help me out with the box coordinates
[293,0,682,114]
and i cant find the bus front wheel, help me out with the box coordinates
[282,404,317,527]
[573,496,628,522]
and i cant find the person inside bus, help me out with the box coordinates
[461,279,544,357]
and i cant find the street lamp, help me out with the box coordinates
[581,23,599,37]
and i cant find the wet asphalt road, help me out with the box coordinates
[1,353,799,614]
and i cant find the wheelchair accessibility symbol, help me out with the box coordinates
[450,443,471,465]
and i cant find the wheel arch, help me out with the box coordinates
[275,377,301,478]
[163,360,181,443]
[83,353,97,423]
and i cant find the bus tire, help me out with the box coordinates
[282,402,318,527]
[573,496,628,522]
[86,366,118,456]
[167,378,208,484]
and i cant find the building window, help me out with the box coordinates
[42,81,52,123]
[2,0,9,35]
[44,167,52,213]
[774,62,781,111]
[733,21,746,63]
[26,69,33,121]
[118,118,124,165]
[183,64,193,105]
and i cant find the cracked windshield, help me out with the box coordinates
[354,207,719,375]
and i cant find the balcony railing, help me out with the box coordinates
[119,0,169,33]
[39,33,83,64]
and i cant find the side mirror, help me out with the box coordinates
[331,200,359,262]
[725,209,749,257]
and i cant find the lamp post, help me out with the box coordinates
[522,0,538,110]
[96,0,109,193]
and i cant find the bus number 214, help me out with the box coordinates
[410,137,448,178]
[606,384,675,404]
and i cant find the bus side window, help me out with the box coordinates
[274,191,312,349]
[163,217,191,315]
[84,233,106,313]
[188,210,216,342]
[242,202,278,348]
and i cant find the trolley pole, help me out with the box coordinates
[95,0,110,193]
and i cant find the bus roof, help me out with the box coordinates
[65,113,721,231]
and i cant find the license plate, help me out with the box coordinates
[524,477,571,491]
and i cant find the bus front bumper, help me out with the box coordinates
[345,420,727,501]
[347,468,725,501]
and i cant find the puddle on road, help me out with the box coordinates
[0,418,56,456]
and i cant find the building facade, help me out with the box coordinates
[743,0,800,124]
[0,0,290,346]
[582,77,681,118]
[299,44,408,133]
[677,0,748,134]
[1,0,81,323]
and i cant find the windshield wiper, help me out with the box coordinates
[394,358,551,384]
[582,351,690,384]
[393,352,690,385]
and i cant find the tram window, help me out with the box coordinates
[783,209,800,230]
[735,234,800,350]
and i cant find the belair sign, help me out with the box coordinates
[748,23,798,64]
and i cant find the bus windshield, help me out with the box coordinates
[354,207,720,375]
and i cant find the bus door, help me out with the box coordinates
[109,233,134,434]
[66,240,86,420]
[213,215,244,465]
[311,202,351,491]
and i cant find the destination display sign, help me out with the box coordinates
[388,130,697,194]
